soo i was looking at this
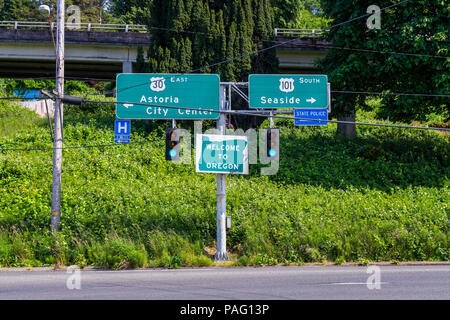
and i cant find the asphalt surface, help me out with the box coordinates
[0,265,449,300]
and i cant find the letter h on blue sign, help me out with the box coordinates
[115,120,131,143]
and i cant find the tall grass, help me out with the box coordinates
[0,102,448,268]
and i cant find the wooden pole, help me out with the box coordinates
[50,0,64,231]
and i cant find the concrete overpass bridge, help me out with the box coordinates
[0,22,329,80]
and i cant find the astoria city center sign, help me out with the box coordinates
[249,74,328,109]
[116,73,220,120]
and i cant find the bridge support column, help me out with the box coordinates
[122,61,133,73]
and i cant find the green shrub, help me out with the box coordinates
[88,237,147,269]
[334,256,346,265]
[236,255,250,266]
[0,103,448,267]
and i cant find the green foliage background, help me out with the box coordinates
[0,101,448,268]
[0,1,449,268]
[272,0,329,29]
[140,0,278,83]
[319,0,449,122]
[0,0,114,23]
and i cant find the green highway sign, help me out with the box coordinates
[249,74,328,109]
[195,134,249,175]
[116,73,220,120]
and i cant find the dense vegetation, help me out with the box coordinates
[140,0,278,82]
[0,100,448,268]
[0,0,114,23]
[320,0,449,129]
[0,0,448,269]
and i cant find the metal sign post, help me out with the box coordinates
[215,84,229,261]
[50,0,65,231]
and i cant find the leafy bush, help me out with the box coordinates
[0,103,448,267]
[88,237,147,269]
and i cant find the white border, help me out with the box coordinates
[195,134,249,175]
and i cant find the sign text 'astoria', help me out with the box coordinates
[116,74,220,120]
[249,74,328,109]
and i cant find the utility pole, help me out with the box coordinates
[50,0,65,231]
[214,85,229,261]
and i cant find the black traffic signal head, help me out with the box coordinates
[266,128,279,160]
[165,128,181,161]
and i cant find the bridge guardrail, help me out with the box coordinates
[0,21,147,33]
[1,22,325,38]
[274,28,326,38]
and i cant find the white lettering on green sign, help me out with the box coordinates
[195,134,249,175]
[261,96,301,105]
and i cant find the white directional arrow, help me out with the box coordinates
[306,97,316,104]
[123,104,134,108]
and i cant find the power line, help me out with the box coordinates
[286,42,450,60]
[332,91,450,98]
[5,2,445,133]
[146,25,276,44]
[0,97,49,100]
[0,77,114,82]
[4,90,440,131]
[146,20,449,61]
[62,88,450,101]
[0,40,446,90]
[0,77,57,81]
[0,137,161,152]
[1,106,448,154]
[1,108,447,153]
[79,98,449,132]
[5,1,445,96]
[4,0,446,92]
[232,110,450,131]
[114,0,412,95]
[2,85,449,101]
[192,0,411,72]
[3,86,448,101]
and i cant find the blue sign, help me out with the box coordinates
[115,120,131,143]
[14,89,41,101]
[294,109,328,126]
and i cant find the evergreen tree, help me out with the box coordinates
[108,0,152,24]
[252,0,278,74]
[0,0,29,20]
[136,46,147,72]
[271,0,329,29]
[145,0,278,82]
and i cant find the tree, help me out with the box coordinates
[0,0,114,23]
[271,0,330,29]
[0,0,31,20]
[319,0,449,138]
[109,0,152,24]
[145,0,278,82]
[131,0,277,129]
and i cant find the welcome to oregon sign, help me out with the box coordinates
[195,134,249,174]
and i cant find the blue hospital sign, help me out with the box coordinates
[115,120,131,143]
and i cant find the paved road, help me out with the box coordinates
[0,265,449,300]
